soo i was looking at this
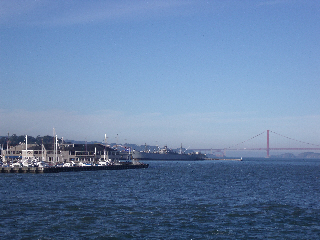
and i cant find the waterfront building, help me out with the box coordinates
[1,142,120,165]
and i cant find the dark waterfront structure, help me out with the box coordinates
[0,162,148,174]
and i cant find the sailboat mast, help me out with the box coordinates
[53,128,55,163]
[55,135,58,163]
[104,134,106,161]
[26,135,28,158]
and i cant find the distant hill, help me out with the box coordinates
[1,135,203,154]
[297,152,320,159]
[270,153,296,158]
[0,134,67,148]
[270,152,320,159]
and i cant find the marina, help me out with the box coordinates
[0,134,149,173]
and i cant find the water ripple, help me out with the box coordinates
[1,159,320,239]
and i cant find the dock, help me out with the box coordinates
[0,163,149,174]
[206,157,242,161]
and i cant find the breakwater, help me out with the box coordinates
[0,163,149,173]
[206,157,242,161]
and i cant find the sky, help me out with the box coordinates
[0,0,320,149]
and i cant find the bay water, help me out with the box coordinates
[1,158,320,239]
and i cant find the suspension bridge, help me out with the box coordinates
[192,130,320,158]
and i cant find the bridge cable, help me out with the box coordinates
[270,131,320,147]
[227,131,266,149]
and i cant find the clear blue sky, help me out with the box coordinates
[1,0,319,149]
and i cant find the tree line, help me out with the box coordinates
[0,134,63,148]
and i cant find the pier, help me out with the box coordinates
[206,157,242,161]
[0,163,149,174]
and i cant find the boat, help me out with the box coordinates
[132,145,204,161]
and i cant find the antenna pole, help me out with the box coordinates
[267,130,270,158]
